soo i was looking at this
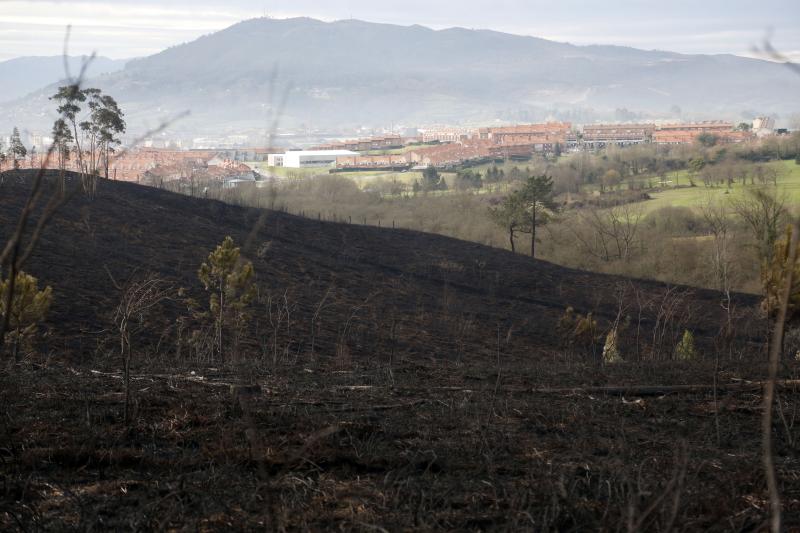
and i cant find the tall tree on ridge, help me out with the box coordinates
[8,127,27,170]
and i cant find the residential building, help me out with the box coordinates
[652,122,751,144]
[419,128,472,143]
[477,122,572,146]
[581,124,655,148]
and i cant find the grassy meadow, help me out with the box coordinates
[643,160,800,211]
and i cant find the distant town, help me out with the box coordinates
[2,117,786,187]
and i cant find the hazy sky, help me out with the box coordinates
[1,0,799,62]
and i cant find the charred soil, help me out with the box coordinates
[1,171,798,530]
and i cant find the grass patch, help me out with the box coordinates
[642,160,800,211]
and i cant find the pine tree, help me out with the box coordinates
[198,236,256,363]
[8,127,26,170]
[675,330,697,361]
[0,271,52,361]
[519,175,557,258]
[488,190,527,253]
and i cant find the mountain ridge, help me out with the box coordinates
[1,17,797,134]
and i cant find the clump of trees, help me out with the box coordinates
[453,169,483,190]
[484,165,505,183]
[50,85,126,192]
[413,165,448,193]
[489,174,556,257]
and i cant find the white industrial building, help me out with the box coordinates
[267,150,357,168]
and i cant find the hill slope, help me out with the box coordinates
[2,18,798,134]
[0,172,760,362]
[2,172,788,531]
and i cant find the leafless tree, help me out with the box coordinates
[650,286,694,360]
[264,289,292,366]
[112,274,173,424]
[701,198,735,327]
[731,187,787,267]
[571,203,643,262]
[310,285,334,359]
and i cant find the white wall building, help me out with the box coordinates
[268,150,357,168]
[753,116,776,138]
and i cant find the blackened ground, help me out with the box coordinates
[3,361,800,530]
[2,171,796,530]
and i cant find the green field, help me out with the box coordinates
[247,163,325,179]
[642,160,800,211]
[247,163,427,189]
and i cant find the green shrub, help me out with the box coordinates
[675,330,697,361]
[603,328,622,364]
[0,271,53,360]
[558,306,602,359]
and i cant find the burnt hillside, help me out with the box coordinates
[0,171,762,363]
[4,171,794,531]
